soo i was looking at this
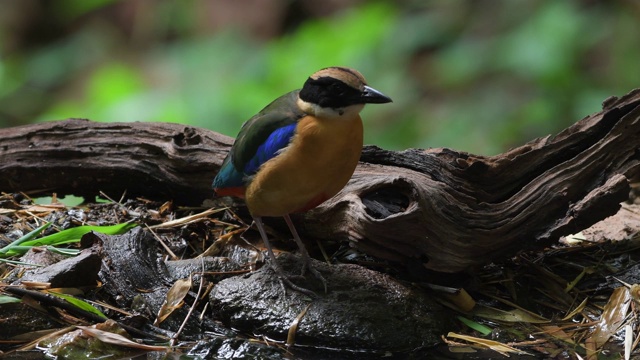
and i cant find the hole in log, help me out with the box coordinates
[173,127,202,147]
[361,185,411,220]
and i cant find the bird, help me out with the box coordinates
[212,66,392,296]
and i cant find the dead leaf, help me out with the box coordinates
[473,304,549,324]
[78,325,167,351]
[589,286,631,348]
[447,332,532,357]
[287,303,312,347]
[154,277,192,325]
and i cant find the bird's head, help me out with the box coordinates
[297,67,392,119]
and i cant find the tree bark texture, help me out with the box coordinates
[1,89,639,273]
[0,120,233,204]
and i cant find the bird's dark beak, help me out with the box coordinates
[362,85,392,104]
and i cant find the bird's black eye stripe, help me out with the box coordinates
[299,76,363,108]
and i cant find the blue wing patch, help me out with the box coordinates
[213,90,303,194]
[212,155,245,189]
[243,123,297,175]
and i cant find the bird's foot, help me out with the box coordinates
[268,260,318,298]
[282,214,328,293]
[253,216,325,297]
[300,258,328,294]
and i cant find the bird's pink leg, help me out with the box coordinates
[253,216,318,297]
[283,214,328,293]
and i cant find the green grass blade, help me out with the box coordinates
[0,222,52,254]
[5,246,81,256]
[45,246,81,256]
[48,291,108,319]
[20,222,138,247]
[0,295,22,304]
[0,222,138,258]
[457,316,493,336]
[0,257,44,266]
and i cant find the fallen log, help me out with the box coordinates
[305,90,640,272]
[1,89,639,273]
[0,120,232,204]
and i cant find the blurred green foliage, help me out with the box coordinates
[1,0,639,155]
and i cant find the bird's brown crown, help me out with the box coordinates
[309,67,367,91]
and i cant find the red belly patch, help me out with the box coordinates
[295,193,329,213]
[214,187,246,198]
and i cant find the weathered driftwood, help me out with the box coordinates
[0,120,232,204]
[304,90,640,272]
[1,89,639,273]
